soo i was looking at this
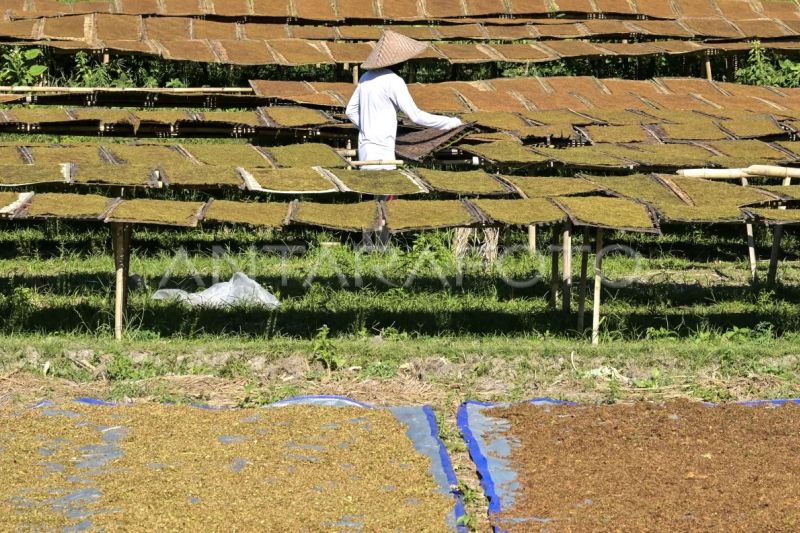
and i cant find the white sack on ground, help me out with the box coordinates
[152,272,280,309]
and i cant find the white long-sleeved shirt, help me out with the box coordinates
[345,69,462,170]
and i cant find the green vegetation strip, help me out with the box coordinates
[292,201,379,231]
[0,403,453,531]
[557,196,655,230]
[268,144,346,168]
[415,168,507,195]
[248,168,336,192]
[106,199,205,227]
[385,200,476,232]
[26,193,111,219]
[264,107,330,127]
[332,169,423,195]
[657,203,744,223]
[502,176,599,198]
[470,198,564,225]
[204,200,288,228]
[0,165,63,185]
[459,141,547,164]
[722,117,784,139]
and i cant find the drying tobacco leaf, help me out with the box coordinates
[385,200,476,231]
[268,143,346,168]
[470,198,564,225]
[292,201,379,231]
[416,168,507,195]
[26,193,112,219]
[332,169,423,195]
[204,200,288,227]
[106,199,205,227]
[502,176,599,198]
[557,196,655,230]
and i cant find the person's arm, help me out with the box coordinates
[345,85,361,128]
[391,77,462,130]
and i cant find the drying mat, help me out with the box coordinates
[458,398,800,533]
[2,396,465,531]
[395,123,474,162]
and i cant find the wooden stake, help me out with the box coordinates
[592,228,604,347]
[767,225,784,287]
[742,176,757,282]
[705,56,713,81]
[527,225,536,254]
[549,230,559,309]
[746,223,757,282]
[112,223,131,341]
[352,65,360,85]
[562,221,572,317]
[577,228,590,332]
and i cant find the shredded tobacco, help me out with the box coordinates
[486,401,800,532]
[0,403,454,532]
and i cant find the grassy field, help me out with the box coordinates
[2,218,800,530]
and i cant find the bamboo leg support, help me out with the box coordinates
[746,223,757,282]
[592,229,605,347]
[577,228,590,332]
[112,223,131,341]
[527,225,536,254]
[767,225,784,287]
[562,222,572,317]
[549,231,559,309]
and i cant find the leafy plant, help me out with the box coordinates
[736,41,800,87]
[0,47,47,85]
[311,325,346,371]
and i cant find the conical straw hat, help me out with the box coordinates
[362,30,429,70]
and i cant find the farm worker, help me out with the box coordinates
[346,30,463,170]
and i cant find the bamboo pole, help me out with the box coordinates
[549,230,559,309]
[767,225,784,287]
[577,228,590,332]
[352,65,360,85]
[349,160,404,167]
[746,223,757,282]
[705,56,713,81]
[592,229,604,347]
[112,223,132,341]
[527,225,536,254]
[562,221,572,317]
[741,177,757,282]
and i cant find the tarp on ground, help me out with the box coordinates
[457,397,800,533]
[4,395,465,531]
